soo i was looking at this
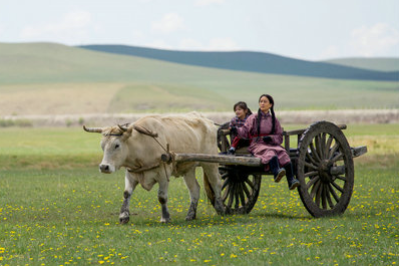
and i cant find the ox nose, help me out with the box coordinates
[99,164,110,173]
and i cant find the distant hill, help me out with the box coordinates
[0,42,398,116]
[79,44,399,81]
[323,58,399,72]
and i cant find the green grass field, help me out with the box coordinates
[0,125,398,265]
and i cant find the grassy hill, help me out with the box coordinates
[79,44,399,81]
[0,42,398,116]
[323,58,399,72]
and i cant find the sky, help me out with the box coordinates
[1,0,398,60]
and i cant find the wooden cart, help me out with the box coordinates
[161,121,367,218]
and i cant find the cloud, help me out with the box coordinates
[152,13,186,34]
[195,0,225,6]
[21,10,92,44]
[319,45,340,60]
[351,23,399,57]
[178,37,240,51]
[131,30,145,41]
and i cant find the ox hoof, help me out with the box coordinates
[185,216,196,221]
[160,217,171,223]
[215,200,226,215]
[119,212,130,224]
[185,212,196,221]
[119,217,130,225]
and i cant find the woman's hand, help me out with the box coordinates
[263,136,272,144]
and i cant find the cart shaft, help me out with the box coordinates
[161,153,262,166]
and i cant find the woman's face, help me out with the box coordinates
[259,96,272,113]
[235,107,247,119]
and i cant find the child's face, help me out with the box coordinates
[235,107,247,119]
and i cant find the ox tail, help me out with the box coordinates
[203,173,216,206]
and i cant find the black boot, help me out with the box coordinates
[269,156,285,183]
[284,162,300,190]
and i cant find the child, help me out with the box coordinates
[228,101,252,154]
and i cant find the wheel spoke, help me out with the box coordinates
[331,180,344,193]
[221,172,229,179]
[234,185,240,209]
[222,178,229,190]
[242,181,251,198]
[335,175,347,181]
[310,179,321,199]
[245,178,254,189]
[304,161,318,170]
[222,183,231,201]
[227,184,235,208]
[325,185,335,209]
[321,184,327,210]
[328,183,340,203]
[315,182,323,207]
[309,142,321,162]
[306,175,320,190]
[325,134,334,156]
[329,143,340,159]
[238,183,246,207]
[306,150,319,166]
[321,133,327,158]
[304,171,318,178]
[331,152,344,163]
[315,135,324,160]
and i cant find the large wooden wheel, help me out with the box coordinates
[297,121,354,217]
[215,122,262,214]
[219,165,262,214]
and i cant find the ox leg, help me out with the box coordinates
[119,171,138,224]
[183,168,200,221]
[202,163,225,215]
[158,179,171,223]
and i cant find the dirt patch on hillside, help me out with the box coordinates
[1,110,398,127]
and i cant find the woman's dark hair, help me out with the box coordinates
[257,94,275,138]
[233,101,252,116]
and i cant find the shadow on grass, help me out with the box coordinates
[253,212,313,220]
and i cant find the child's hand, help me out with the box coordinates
[230,126,237,134]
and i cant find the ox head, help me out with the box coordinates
[83,124,132,174]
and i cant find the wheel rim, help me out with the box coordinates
[297,121,354,217]
[220,166,261,214]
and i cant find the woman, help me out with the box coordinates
[231,94,300,190]
[228,101,252,154]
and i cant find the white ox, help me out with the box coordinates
[84,112,225,223]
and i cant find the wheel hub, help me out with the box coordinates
[318,159,333,183]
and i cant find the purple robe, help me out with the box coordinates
[236,112,290,167]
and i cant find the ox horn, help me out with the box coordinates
[118,124,128,132]
[83,125,103,133]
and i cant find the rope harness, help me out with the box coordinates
[127,125,172,182]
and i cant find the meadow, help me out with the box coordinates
[0,124,398,265]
